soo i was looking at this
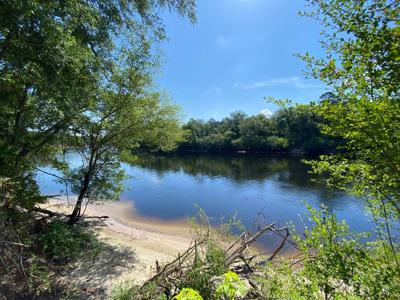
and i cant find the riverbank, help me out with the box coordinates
[41,198,299,299]
[42,198,194,297]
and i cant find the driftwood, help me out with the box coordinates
[81,215,109,219]
[139,221,299,298]
[142,238,208,287]
[225,222,276,266]
[32,207,108,219]
[32,207,65,217]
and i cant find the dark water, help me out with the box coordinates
[37,153,375,250]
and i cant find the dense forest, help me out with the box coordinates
[177,96,339,154]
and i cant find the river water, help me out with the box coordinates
[37,153,375,250]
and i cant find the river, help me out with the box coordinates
[37,153,375,250]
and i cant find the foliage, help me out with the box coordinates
[256,261,304,300]
[296,5,400,297]
[258,206,400,300]
[110,283,137,300]
[110,282,167,300]
[300,0,400,221]
[178,241,228,299]
[215,271,247,300]
[26,256,51,296]
[0,208,106,298]
[178,105,337,154]
[37,219,102,261]
[0,0,195,216]
[295,206,370,299]
[64,85,185,223]
[174,288,203,300]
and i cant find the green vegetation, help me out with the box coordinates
[0,0,194,220]
[215,271,247,300]
[256,208,400,300]
[0,0,195,297]
[110,205,399,300]
[178,105,338,154]
[111,0,400,299]
[1,0,399,298]
[0,208,104,298]
[174,288,204,300]
[37,219,102,261]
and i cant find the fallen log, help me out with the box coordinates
[32,207,65,217]
[32,207,108,219]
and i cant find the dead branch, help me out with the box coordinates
[225,222,276,266]
[0,240,30,248]
[142,238,207,287]
[82,215,109,219]
[139,219,299,296]
[32,207,108,219]
[32,207,65,217]
[254,227,290,266]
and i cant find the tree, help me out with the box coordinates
[270,103,335,153]
[178,106,333,153]
[65,72,183,223]
[300,0,399,255]
[0,0,196,208]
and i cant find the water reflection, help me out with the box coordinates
[37,152,375,250]
[121,153,374,250]
[132,153,349,211]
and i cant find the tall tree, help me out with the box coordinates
[0,0,196,208]
[300,0,399,252]
[65,58,183,223]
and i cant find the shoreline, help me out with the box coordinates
[42,198,294,298]
[43,198,195,290]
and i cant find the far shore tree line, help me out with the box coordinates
[175,94,340,155]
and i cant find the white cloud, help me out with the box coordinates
[233,76,323,90]
[259,108,273,118]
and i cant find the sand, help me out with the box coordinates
[42,198,194,298]
[41,198,291,299]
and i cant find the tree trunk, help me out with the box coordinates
[68,172,90,225]
[69,143,98,225]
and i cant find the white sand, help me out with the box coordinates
[43,198,194,297]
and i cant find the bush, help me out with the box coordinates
[179,241,228,299]
[110,282,139,300]
[257,261,304,300]
[37,219,102,261]
[26,256,51,296]
[110,282,166,300]
[258,206,400,300]
[215,271,247,300]
[174,288,203,300]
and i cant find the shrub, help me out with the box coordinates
[37,219,102,261]
[215,271,247,300]
[179,241,228,298]
[27,256,51,296]
[292,207,400,299]
[110,282,166,300]
[174,288,203,300]
[110,282,138,300]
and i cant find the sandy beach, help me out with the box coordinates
[41,198,290,299]
[42,198,194,297]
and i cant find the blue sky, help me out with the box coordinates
[157,0,327,121]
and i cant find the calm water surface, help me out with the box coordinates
[38,153,375,249]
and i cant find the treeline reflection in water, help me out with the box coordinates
[121,153,374,251]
